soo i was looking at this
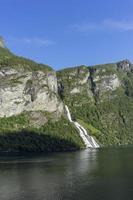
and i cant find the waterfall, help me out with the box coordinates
[65,105,100,148]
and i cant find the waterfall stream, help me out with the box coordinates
[65,105,100,148]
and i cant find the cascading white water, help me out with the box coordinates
[65,105,100,148]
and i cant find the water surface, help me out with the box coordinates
[0,147,133,200]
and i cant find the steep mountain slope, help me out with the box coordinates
[0,37,133,151]
[57,60,133,146]
[0,46,63,117]
[0,42,84,152]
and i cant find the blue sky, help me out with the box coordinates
[0,0,133,70]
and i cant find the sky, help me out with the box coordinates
[0,0,133,70]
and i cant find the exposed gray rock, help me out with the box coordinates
[79,72,90,85]
[117,60,133,72]
[94,74,121,93]
[0,67,63,117]
[0,37,5,48]
[70,87,80,94]
[57,64,122,102]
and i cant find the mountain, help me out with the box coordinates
[57,61,133,146]
[0,44,83,152]
[0,41,133,152]
[0,51,63,118]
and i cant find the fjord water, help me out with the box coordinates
[0,148,133,200]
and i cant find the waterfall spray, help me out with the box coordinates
[65,105,100,148]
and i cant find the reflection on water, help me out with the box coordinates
[0,148,133,200]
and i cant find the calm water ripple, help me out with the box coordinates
[0,147,133,200]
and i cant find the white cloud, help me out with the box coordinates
[71,23,99,32]
[71,19,133,32]
[10,37,55,46]
[103,19,133,31]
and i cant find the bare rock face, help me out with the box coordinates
[94,74,120,93]
[117,60,133,72]
[0,67,63,117]
[0,37,6,48]
[57,64,122,102]
[70,87,80,94]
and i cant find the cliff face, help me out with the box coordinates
[0,48,63,118]
[0,42,133,149]
[0,46,83,153]
[57,60,133,146]
[0,68,63,117]
[57,60,133,102]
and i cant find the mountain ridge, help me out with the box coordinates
[0,43,132,151]
[57,60,133,146]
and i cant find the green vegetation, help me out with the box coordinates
[0,47,52,72]
[57,62,133,146]
[0,113,84,152]
[57,65,93,103]
[0,113,29,133]
[89,63,117,77]
[0,46,85,152]
[69,95,133,146]
[77,119,103,140]
[0,44,133,151]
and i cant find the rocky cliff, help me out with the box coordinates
[0,66,63,118]
[0,47,63,118]
[57,60,133,146]
[0,44,83,152]
[0,40,133,151]
[57,60,133,102]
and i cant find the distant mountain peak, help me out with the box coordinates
[117,59,133,72]
[0,36,6,48]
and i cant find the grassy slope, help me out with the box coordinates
[0,112,84,152]
[0,47,52,72]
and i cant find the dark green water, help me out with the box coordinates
[0,147,133,200]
